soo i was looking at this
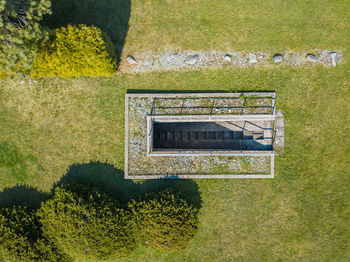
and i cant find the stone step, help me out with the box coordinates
[156,130,264,141]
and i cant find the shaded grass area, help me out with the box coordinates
[0,64,349,260]
[124,0,350,54]
[0,185,50,210]
[0,162,201,211]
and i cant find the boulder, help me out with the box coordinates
[248,54,258,64]
[272,54,283,63]
[330,51,337,67]
[224,54,232,62]
[127,55,137,65]
[306,54,317,62]
[184,55,199,65]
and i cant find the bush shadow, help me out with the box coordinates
[0,185,50,210]
[0,162,202,210]
[43,0,130,63]
[54,162,202,209]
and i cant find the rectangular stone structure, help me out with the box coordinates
[125,92,283,179]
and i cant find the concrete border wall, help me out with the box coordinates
[126,92,276,98]
[125,92,279,179]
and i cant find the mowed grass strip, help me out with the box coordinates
[1,64,349,260]
[124,0,350,53]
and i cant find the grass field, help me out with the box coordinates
[1,0,350,261]
[125,0,350,53]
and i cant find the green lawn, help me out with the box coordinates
[125,0,350,53]
[1,0,350,261]
[1,66,349,261]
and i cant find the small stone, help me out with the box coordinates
[272,54,283,63]
[248,54,258,64]
[321,50,329,56]
[184,55,199,65]
[127,55,137,65]
[306,54,317,62]
[330,51,337,67]
[224,54,232,62]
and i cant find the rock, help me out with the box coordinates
[272,54,283,63]
[321,50,329,56]
[184,55,199,65]
[224,54,232,62]
[330,51,337,67]
[306,54,317,62]
[248,54,258,64]
[127,55,137,65]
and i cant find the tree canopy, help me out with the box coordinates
[0,184,199,260]
[0,206,70,262]
[129,190,199,251]
[0,0,51,75]
[37,184,135,261]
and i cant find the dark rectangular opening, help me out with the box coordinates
[152,122,271,151]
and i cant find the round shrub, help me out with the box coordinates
[0,206,69,262]
[129,190,199,251]
[31,25,116,78]
[0,206,37,261]
[37,184,135,261]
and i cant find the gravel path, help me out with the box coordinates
[119,50,343,73]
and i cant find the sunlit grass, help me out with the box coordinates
[124,0,350,54]
[1,0,350,260]
[0,64,349,260]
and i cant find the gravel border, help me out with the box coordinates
[120,50,343,73]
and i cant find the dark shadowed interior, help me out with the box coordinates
[152,122,272,151]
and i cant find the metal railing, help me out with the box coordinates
[150,96,275,116]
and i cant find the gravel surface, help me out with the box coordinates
[120,50,343,73]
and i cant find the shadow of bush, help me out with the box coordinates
[54,162,202,209]
[0,185,50,210]
[0,162,201,211]
[43,0,130,63]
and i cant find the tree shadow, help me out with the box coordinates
[0,185,50,210]
[0,162,202,211]
[54,162,202,209]
[42,0,130,63]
